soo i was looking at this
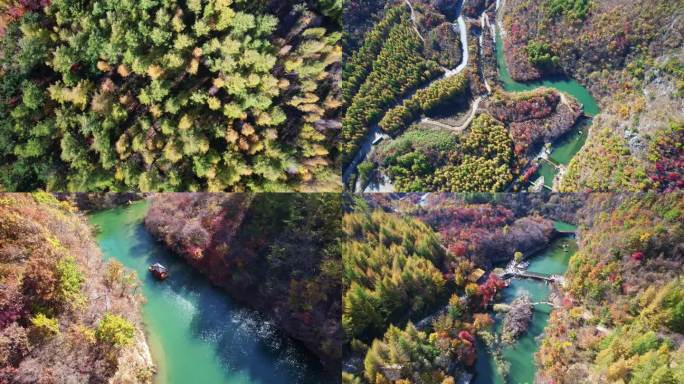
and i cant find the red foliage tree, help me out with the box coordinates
[478,274,506,306]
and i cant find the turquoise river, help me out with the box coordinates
[495,29,601,188]
[474,222,578,383]
[89,201,330,384]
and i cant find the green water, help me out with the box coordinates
[553,220,578,233]
[495,32,600,116]
[474,235,577,384]
[88,201,329,384]
[548,119,591,165]
[537,161,557,189]
[495,29,600,187]
[527,236,577,276]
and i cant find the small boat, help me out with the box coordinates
[149,263,169,280]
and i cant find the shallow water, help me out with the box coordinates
[89,201,329,384]
[527,236,577,276]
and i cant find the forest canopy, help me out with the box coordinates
[0,0,341,192]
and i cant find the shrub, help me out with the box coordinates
[357,161,375,187]
[95,314,135,348]
[56,256,85,309]
[526,40,559,69]
[30,313,60,340]
[546,0,591,20]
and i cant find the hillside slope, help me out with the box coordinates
[537,193,684,383]
[0,193,153,383]
[500,0,684,192]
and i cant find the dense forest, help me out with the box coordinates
[361,85,585,192]
[0,193,152,383]
[341,0,466,166]
[342,193,582,383]
[0,0,341,192]
[143,193,342,369]
[344,0,684,193]
[343,0,606,193]
[369,114,515,192]
[379,73,470,135]
[341,4,443,163]
[342,193,684,383]
[538,193,684,383]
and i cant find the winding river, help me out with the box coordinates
[88,201,330,384]
[348,0,602,192]
[494,24,600,189]
[474,223,578,384]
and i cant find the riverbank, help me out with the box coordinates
[474,227,577,383]
[348,0,602,193]
[89,201,330,384]
[344,0,470,191]
[0,193,154,383]
[494,18,601,190]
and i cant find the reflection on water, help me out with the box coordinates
[89,201,331,384]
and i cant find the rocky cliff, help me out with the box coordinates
[143,193,342,371]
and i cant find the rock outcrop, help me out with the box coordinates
[501,294,533,343]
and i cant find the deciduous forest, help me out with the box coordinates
[1,0,684,383]
[343,0,683,194]
[342,193,684,384]
[0,0,342,192]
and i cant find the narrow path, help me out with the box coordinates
[478,35,492,93]
[540,157,560,170]
[478,14,493,94]
[483,12,496,43]
[420,118,460,130]
[456,96,482,130]
[531,301,559,308]
[403,0,425,42]
[421,96,482,132]
[503,270,565,285]
[496,0,507,39]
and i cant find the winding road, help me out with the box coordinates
[443,14,469,77]
[344,0,470,190]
